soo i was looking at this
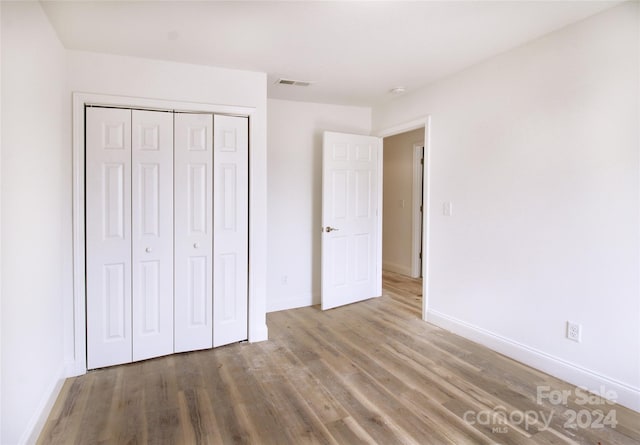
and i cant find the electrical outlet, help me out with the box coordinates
[567,321,581,342]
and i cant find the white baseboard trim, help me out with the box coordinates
[267,293,317,313]
[382,262,412,277]
[65,359,86,378]
[20,364,66,445]
[249,322,269,343]
[427,309,640,412]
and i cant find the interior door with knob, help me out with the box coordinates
[321,131,382,310]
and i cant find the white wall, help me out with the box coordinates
[383,129,424,276]
[267,99,371,312]
[373,2,640,410]
[1,1,3,438]
[1,2,70,443]
[0,5,270,441]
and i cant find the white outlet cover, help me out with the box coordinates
[567,321,581,342]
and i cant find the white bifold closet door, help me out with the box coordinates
[86,107,133,369]
[174,113,249,351]
[87,107,249,369]
[131,110,174,362]
[174,113,214,352]
[212,115,249,348]
[86,107,174,369]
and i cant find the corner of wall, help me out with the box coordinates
[382,262,413,277]
[250,322,269,343]
[0,1,4,440]
[20,365,66,445]
[267,293,317,313]
[1,1,70,442]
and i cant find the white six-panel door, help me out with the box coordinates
[213,115,249,347]
[86,107,133,369]
[174,113,215,352]
[321,131,382,310]
[131,110,174,361]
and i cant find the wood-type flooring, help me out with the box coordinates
[38,271,640,444]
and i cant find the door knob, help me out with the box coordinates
[145,247,153,253]
[193,243,200,249]
[325,226,339,233]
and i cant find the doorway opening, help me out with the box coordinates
[382,127,425,317]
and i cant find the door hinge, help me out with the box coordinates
[420,205,423,212]
[419,252,422,260]
[420,158,424,165]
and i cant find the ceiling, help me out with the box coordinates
[41,1,618,107]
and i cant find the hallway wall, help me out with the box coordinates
[382,128,424,276]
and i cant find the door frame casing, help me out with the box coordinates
[411,143,424,278]
[377,117,431,320]
[69,92,256,376]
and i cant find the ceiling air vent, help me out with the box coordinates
[276,78,314,87]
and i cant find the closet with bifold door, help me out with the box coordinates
[85,106,249,369]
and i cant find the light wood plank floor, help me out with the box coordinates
[39,271,640,444]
